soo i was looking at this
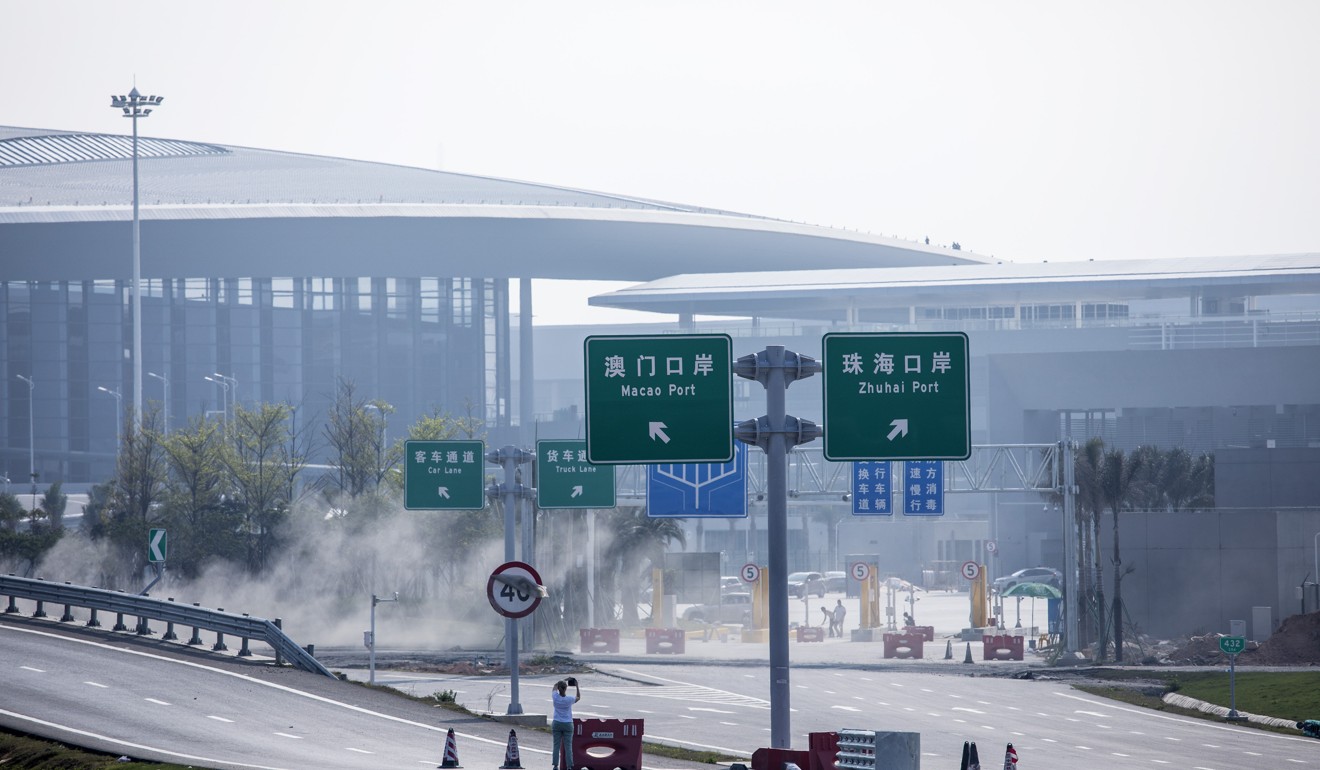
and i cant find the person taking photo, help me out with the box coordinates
[552,677,581,770]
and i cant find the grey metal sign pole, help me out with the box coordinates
[1061,439,1079,653]
[734,346,821,749]
[486,445,534,714]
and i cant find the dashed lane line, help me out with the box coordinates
[83,681,108,688]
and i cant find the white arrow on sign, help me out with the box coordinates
[648,421,671,443]
[437,487,450,499]
[886,419,909,441]
[571,485,584,498]
[148,529,167,563]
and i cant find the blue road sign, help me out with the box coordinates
[647,440,748,518]
[851,461,896,515]
[902,460,945,516]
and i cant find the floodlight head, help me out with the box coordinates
[129,86,140,99]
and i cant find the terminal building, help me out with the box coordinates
[3,125,1318,636]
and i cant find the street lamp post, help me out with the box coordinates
[368,592,398,685]
[110,87,163,430]
[204,376,229,430]
[212,373,237,415]
[15,375,35,509]
[97,386,123,455]
[147,371,169,433]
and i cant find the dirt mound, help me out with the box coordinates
[1165,611,1320,666]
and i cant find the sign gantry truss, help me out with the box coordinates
[612,443,1062,500]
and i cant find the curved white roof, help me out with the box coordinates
[590,253,1320,319]
[0,126,991,282]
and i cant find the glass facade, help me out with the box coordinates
[2,276,510,485]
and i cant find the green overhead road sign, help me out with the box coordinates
[148,528,167,563]
[536,440,616,509]
[405,439,487,510]
[1219,635,1246,656]
[822,332,971,461]
[584,334,733,464]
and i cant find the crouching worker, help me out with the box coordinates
[1298,720,1320,739]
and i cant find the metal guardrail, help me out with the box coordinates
[0,574,336,680]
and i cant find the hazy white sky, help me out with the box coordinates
[4,1,1318,324]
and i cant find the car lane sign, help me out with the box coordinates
[148,528,167,563]
[405,439,486,510]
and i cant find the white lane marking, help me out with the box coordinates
[20,666,45,672]
[1096,724,1112,729]
[0,624,509,749]
[719,721,738,726]
[1284,759,1305,764]
[951,707,984,714]
[1112,753,1130,757]
[642,733,752,757]
[823,690,837,695]
[144,698,171,706]
[1010,732,1025,736]
[980,725,994,731]
[889,682,904,687]
[0,706,290,770]
[1151,761,1171,765]
[1076,710,1109,718]
[679,714,696,719]
[688,707,734,714]
[744,674,755,678]
[860,677,872,681]
[1075,746,1092,751]
[920,688,934,693]
[274,732,302,739]
[345,748,373,754]
[1202,744,1219,748]
[83,681,108,688]
[1041,738,1057,743]
[208,716,235,723]
[1193,767,1217,769]
[796,685,808,689]
[1166,737,1182,742]
[831,706,861,712]
[875,701,890,706]
[636,709,654,714]
[852,696,865,700]
[976,700,991,705]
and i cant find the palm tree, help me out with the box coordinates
[1073,438,1107,656]
[603,509,687,623]
[1101,447,1142,662]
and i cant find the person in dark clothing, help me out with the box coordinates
[1298,720,1320,739]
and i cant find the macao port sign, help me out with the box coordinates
[584,334,733,464]
[822,332,970,461]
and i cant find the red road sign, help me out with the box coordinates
[487,561,545,618]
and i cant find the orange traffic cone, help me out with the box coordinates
[500,729,523,769]
[439,727,462,768]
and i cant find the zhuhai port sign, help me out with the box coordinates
[822,332,971,461]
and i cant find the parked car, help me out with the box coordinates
[824,571,847,593]
[992,567,1063,595]
[787,571,826,598]
[720,575,743,594]
[682,592,753,624]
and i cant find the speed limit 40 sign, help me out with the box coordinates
[487,561,545,619]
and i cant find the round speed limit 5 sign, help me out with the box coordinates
[850,562,871,581]
[960,561,981,581]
